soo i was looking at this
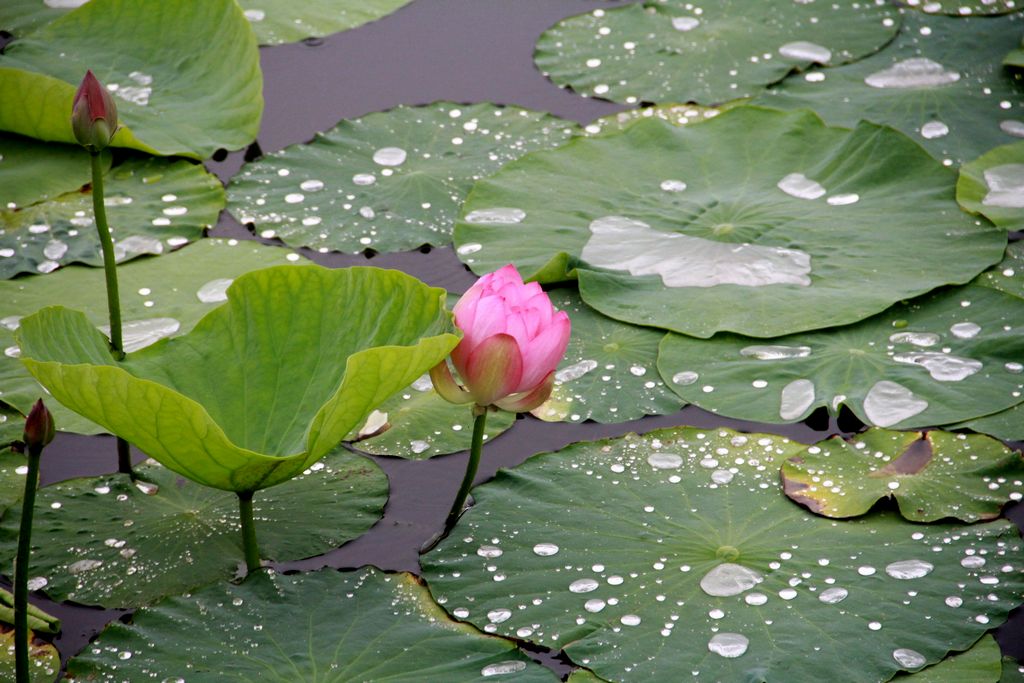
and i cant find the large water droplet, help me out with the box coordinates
[584,598,606,613]
[196,278,233,303]
[920,121,949,139]
[949,322,981,339]
[569,578,599,593]
[863,381,928,428]
[700,563,764,597]
[477,545,503,559]
[892,648,927,669]
[864,58,960,88]
[648,453,684,470]
[889,332,940,347]
[708,633,749,658]
[481,661,527,677]
[100,318,181,353]
[885,560,934,580]
[740,345,811,360]
[891,352,982,382]
[464,208,526,224]
[487,608,512,623]
[779,379,815,420]
[555,360,597,382]
[533,543,559,556]
[372,147,407,166]
[777,173,826,200]
[818,587,848,604]
[778,41,831,63]
[672,371,699,386]
[671,16,700,31]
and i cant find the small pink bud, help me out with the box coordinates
[23,399,55,453]
[440,265,570,410]
[72,70,118,152]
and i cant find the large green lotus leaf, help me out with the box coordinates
[16,265,459,492]
[0,239,305,435]
[905,0,1021,16]
[974,241,1024,300]
[0,0,64,37]
[66,567,557,681]
[0,627,59,683]
[238,0,414,45]
[0,0,262,159]
[531,289,683,424]
[581,102,744,137]
[454,106,1005,338]
[895,635,1001,682]
[0,133,104,210]
[0,455,386,608]
[958,141,1024,232]
[1006,39,1024,69]
[421,426,1024,682]
[534,1,899,106]
[753,13,1024,165]
[952,403,1024,441]
[0,156,224,280]
[1005,656,1024,682]
[347,376,515,459]
[0,448,24,519]
[780,429,1024,522]
[657,284,1024,428]
[228,102,578,254]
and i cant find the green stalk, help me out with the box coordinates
[237,491,261,574]
[14,445,41,683]
[90,152,133,477]
[443,406,488,534]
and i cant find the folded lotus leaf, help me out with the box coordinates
[16,265,458,492]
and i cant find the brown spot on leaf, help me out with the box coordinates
[780,471,824,514]
[876,434,932,477]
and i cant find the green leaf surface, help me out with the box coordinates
[754,12,1024,165]
[0,0,262,158]
[348,375,515,459]
[0,155,224,279]
[1004,656,1024,682]
[228,102,578,254]
[958,141,1024,232]
[0,0,65,37]
[905,0,1020,15]
[0,448,24,520]
[1006,43,1024,69]
[0,133,104,210]
[0,238,305,435]
[16,265,459,491]
[0,454,386,608]
[535,0,899,106]
[422,426,1024,682]
[454,106,1005,338]
[66,567,558,681]
[894,634,1001,682]
[781,429,1024,522]
[952,403,1024,442]
[657,284,1024,428]
[974,241,1024,300]
[531,289,683,424]
[238,0,414,45]
[0,627,59,683]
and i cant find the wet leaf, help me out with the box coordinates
[657,284,1024,428]
[0,448,24,519]
[348,376,515,459]
[754,12,1024,165]
[0,0,262,158]
[228,102,577,254]
[580,102,744,137]
[237,0,414,45]
[973,241,1024,300]
[904,0,1021,16]
[535,0,899,105]
[0,133,104,210]
[422,426,1024,682]
[531,289,683,424]
[0,239,306,435]
[958,141,1024,232]
[0,156,224,279]
[895,634,1001,682]
[951,403,1024,442]
[0,454,387,608]
[454,106,1005,338]
[781,429,1024,522]
[16,265,458,492]
[0,626,59,683]
[65,567,557,681]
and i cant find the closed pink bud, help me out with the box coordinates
[72,70,118,152]
[23,399,55,453]
[444,264,570,409]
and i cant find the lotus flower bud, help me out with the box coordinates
[23,399,55,453]
[71,70,118,152]
[432,264,570,412]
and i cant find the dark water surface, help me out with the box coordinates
[21,0,1024,677]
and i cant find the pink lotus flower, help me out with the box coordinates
[72,70,118,152]
[431,264,570,411]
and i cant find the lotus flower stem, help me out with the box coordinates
[443,406,488,535]
[15,400,54,683]
[237,490,261,573]
[89,152,133,477]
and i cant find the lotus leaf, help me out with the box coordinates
[958,141,1024,232]
[904,0,1021,16]
[422,427,1024,682]
[16,265,458,491]
[894,635,1001,682]
[781,429,1024,522]
[228,101,577,254]
[66,568,557,681]
[535,0,899,105]
[454,106,1006,338]
[0,133,103,210]
[238,0,415,45]
[0,627,58,683]
[657,284,1024,428]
